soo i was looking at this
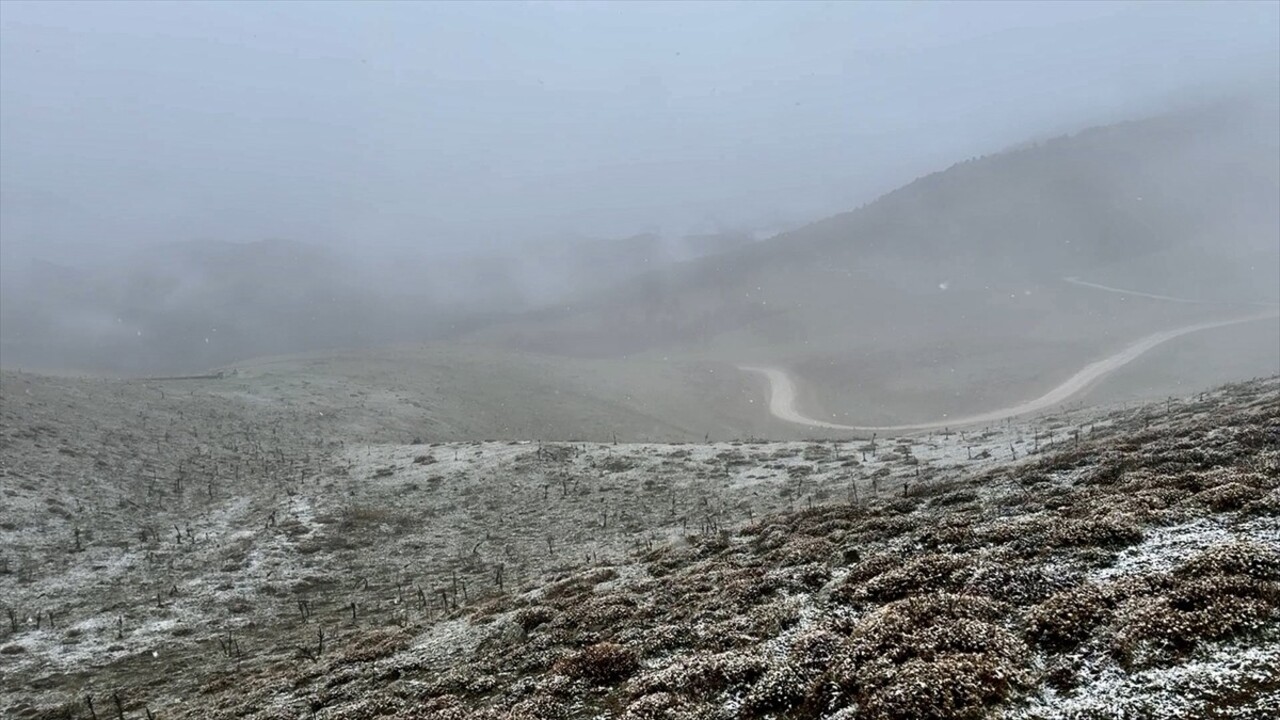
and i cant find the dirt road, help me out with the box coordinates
[1064,276,1278,307]
[741,309,1278,433]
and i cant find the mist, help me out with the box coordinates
[1,1,1278,373]
[6,7,1280,713]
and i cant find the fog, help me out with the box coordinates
[1,1,1278,372]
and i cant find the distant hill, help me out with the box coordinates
[0,230,757,374]
[416,230,756,309]
[781,102,1279,293]
[481,100,1279,362]
[0,239,418,373]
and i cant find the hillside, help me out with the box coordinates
[0,239,415,374]
[1,368,1276,718]
[0,229,755,377]
[487,101,1278,355]
[473,102,1279,426]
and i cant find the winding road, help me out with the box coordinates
[741,281,1279,433]
[1063,276,1278,307]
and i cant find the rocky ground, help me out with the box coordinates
[0,370,1276,719]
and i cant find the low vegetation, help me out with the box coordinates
[1,373,1276,718]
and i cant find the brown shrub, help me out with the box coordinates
[858,654,1023,720]
[334,627,413,665]
[1195,482,1263,512]
[552,642,639,685]
[615,622,691,656]
[855,553,972,603]
[775,562,833,592]
[1048,513,1144,549]
[542,567,619,603]
[787,626,843,673]
[717,566,779,609]
[740,660,808,716]
[1102,543,1280,669]
[1243,489,1280,517]
[515,605,555,632]
[964,559,1078,606]
[1111,574,1276,668]
[973,515,1053,554]
[1027,582,1120,650]
[929,488,980,508]
[746,597,803,637]
[631,650,767,697]
[1178,541,1280,581]
[816,594,1028,719]
[773,535,836,566]
[835,550,907,591]
[621,692,700,720]
[563,594,641,631]
[850,514,918,543]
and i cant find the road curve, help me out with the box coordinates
[740,309,1279,433]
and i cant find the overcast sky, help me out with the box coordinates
[1,0,1276,270]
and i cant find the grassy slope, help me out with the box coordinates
[1,371,1276,719]
[205,345,764,443]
